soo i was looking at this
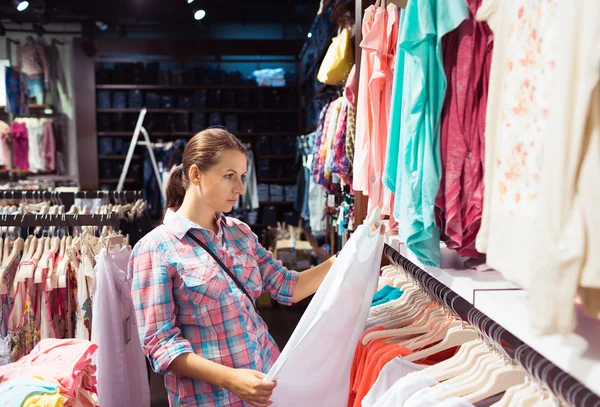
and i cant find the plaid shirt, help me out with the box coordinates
[128,209,299,406]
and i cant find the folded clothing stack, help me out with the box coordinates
[285,186,297,202]
[269,185,285,202]
[257,184,270,202]
[0,338,99,407]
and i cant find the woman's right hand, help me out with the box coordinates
[223,368,277,407]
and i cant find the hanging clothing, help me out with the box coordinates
[0,121,9,169]
[362,357,425,407]
[129,209,299,407]
[474,0,560,290]
[240,149,259,212]
[17,42,50,85]
[10,122,28,170]
[435,0,492,258]
[92,247,150,407]
[387,0,468,267]
[42,121,55,172]
[264,222,384,407]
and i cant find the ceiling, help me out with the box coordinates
[1,0,321,33]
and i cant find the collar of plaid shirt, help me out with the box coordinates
[163,209,227,240]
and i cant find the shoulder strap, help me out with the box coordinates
[186,232,259,314]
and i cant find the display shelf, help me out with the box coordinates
[384,233,600,397]
[99,178,137,183]
[96,84,297,90]
[97,108,300,113]
[476,291,600,397]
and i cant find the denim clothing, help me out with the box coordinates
[173,113,190,132]
[177,96,192,109]
[271,137,284,155]
[269,185,284,202]
[237,90,251,109]
[144,148,170,218]
[224,115,239,134]
[285,186,296,202]
[257,184,270,202]
[240,120,255,134]
[146,92,160,109]
[191,113,206,132]
[160,95,175,109]
[261,206,277,225]
[128,90,144,109]
[209,113,222,127]
[208,90,222,108]
[284,137,296,155]
[222,91,236,109]
[258,159,271,179]
[97,91,112,109]
[112,91,127,109]
[257,137,270,155]
[192,90,207,108]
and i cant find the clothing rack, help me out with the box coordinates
[0,190,142,211]
[383,244,600,407]
[0,213,121,228]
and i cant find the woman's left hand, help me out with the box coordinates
[371,221,386,235]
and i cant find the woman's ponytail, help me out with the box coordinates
[165,165,187,210]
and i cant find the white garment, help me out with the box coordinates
[362,357,425,407]
[307,153,327,235]
[241,149,259,211]
[92,246,150,407]
[372,371,438,407]
[405,387,474,407]
[265,223,384,406]
[527,0,600,334]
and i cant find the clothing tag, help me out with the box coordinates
[124,316,131,345]
[327,194,335,208]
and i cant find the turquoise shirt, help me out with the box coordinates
[386,0,468,266]
[0,377,59,406]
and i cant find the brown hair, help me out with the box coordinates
[165,128,246,209]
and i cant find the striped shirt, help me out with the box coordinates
[128,209,299,406]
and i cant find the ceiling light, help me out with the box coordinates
[194,9,206,21]
[187,0,194,3]
[307,32,312,38]
[14,0,29,12]
[96,21,108,31]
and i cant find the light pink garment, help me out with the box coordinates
[353,5,376,195]
[17,42,50,84]
[0,338,98,404]
[42,120,55,171]
[0,121,9,168]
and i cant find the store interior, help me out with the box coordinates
[0,0,599,406]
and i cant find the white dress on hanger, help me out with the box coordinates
[265,223,384,407]
[92,246,150,407]
[372,370,438,407]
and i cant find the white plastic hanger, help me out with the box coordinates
[0,237,24,295]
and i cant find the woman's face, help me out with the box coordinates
[195,149,247,213]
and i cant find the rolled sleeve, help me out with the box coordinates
[128,239,194,374]
[252,237,299,306]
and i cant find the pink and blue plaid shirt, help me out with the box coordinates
[128,209,299,406]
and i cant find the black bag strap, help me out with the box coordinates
[186,232,259,314]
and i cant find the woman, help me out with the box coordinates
[129,128,367,407]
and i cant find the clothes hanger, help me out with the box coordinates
[0,236,24,295]
[33,233,52,283]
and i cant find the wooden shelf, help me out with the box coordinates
[97,132,298,138]
[97,108,300,113]
[98,155,141,160]
[259,201,294,206]
[99,178,138,183]
[257,178,297,184]
[96,84,297,90]
[0,104,53,110]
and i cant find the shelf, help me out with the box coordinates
[259,201,294,206]
[97,108,300,113]
[99,178,138,183]
[384,233,600,397]
[0,169,55,176]
[249,224,277,229]
[98,155,141,160]
[257,178,297,184]
[97,132,298,138]
[0,104,52,110]
[96,84,297,90]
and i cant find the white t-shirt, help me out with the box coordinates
[362,357,425,407]
[372,371,438,407]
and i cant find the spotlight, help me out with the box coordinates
[33,23,45,36]
[307,32,312,38]
[13,0,29,12]
[187,0,194,3]
[194,9,206,21]
[95,21,108,31]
